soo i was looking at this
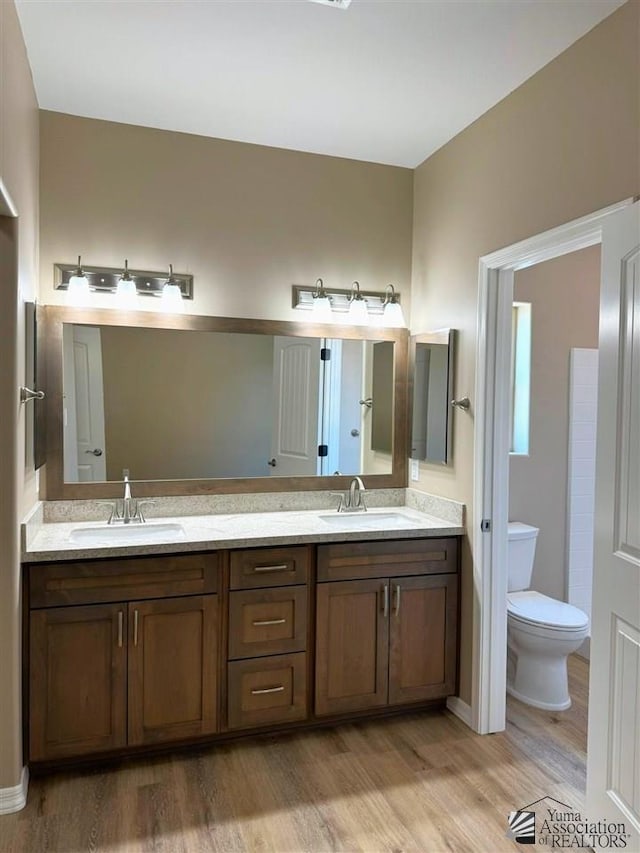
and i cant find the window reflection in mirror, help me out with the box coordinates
[61,324,394,483]
[411,330,454,466]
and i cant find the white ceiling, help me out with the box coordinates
[16,0,625,168]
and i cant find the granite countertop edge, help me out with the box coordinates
[23,508,465,563]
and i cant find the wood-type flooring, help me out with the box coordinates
[0,655,589,853]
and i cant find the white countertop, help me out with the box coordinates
[23,506,464,563]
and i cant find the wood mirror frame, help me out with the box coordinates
[43,305,409,499]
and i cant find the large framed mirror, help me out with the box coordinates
[410,329,455,466]
[43,306,409,499]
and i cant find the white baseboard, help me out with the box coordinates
[0,767,29,815]
[446,696,473,729]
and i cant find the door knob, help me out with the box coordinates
[85,448,103,457]
[267,458,277,467]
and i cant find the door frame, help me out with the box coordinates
[471,197,634,735]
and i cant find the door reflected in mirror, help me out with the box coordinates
[411,329,454,466]
[62,324,394,483]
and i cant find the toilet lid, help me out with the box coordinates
[507,591,589,630]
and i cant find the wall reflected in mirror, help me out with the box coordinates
[411,329,454,466]
[62,324,393,483]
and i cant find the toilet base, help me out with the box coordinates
[506,682,571,711]
[506,633,583,712]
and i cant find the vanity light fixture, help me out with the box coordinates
[346,281,369,325]
[292,281,405,327]
[380,284,406,328]
[115,259,137,302]
[66,256,90,304]
[310,278,333,321]
[161,264,184,308]
[55,260,194,301]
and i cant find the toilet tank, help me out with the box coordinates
[507,522,539,592]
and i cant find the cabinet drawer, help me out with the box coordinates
[317,538,458,582]
[230,546,309,589]
[227,653,307,730]
[30,553,219,608]
[228,586,308,660]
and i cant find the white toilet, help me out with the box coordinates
[506,522,589,711]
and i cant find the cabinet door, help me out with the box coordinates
[30,603,127,761]
[128,595,218,745]
[315,579,389,716]
[388,574,458,705]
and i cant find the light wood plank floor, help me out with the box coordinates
[0,655,589,853]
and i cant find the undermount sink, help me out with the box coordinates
[68,521,187,545]
[317,511,414,530]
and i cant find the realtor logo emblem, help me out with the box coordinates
[506,810,536,844]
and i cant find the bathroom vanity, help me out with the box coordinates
[23,512,461,768]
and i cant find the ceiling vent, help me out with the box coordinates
[308,0,352,9]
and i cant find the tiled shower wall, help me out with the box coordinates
[566,348,598,657]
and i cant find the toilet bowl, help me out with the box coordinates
[506,523,589,711]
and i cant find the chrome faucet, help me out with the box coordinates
[100,469,155,524]
[332,476,367,513]
[121,470,135,524]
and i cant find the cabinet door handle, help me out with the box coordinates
[253,564,290,573]
[381,584,389,618]
[251,685,285,695]
[117,611,124,648]
[393,584,401,616]
[133,609,139,646]
[252,618,287,626]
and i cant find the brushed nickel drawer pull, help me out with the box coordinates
[253,564,290,573]
[393,583,401,616]
[251,685,285,695]
[133,609,139,646]
[252,618,287,626]
[117,611,123,647]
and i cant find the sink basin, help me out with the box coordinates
[317,512,415,530]
[68,522,187,545]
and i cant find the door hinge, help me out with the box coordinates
[481,519,491,533]
[318,444,328,457]
[320,347,331,361]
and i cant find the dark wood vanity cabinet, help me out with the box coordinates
[226,546,311,730]
[315,539,459,716]
[26,536,459,766]
[28,554,219,762]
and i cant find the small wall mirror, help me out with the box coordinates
[410,329,455,465]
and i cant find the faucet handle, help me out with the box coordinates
[330,492,346,513]
[96,500,119,524]
[137,499,157,523]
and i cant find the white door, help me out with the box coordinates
[64,325,107,482]
[586,201,640,846]
[270,336,321,476]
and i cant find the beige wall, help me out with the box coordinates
[0,0,39,790]
[39,112,414,322]
[100,327,274,480]
[509,246,600,602]
[411,1,640,702]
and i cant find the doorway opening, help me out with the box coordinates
[470,198,633,737]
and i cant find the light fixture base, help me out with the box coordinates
[54,263,193,300]
[292,284,402,319]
